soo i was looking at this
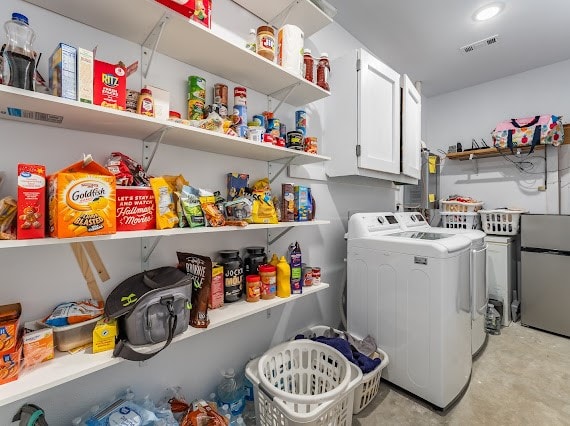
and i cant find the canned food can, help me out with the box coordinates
[214,83,228,105]
[275,137,286,147]
[263,133,274,144]
[233,105,248,126]
[253,114,266,128]
[295,110,307,133]
[302,266,313,287]
[188,76,206,102]
[188,99,205,120]
[286,130,304,150]
[311,267,321,285]
[267,118,280,138]
[236,125,248,138]
[234,86,247,106]
[279,123,287,139]
[304,136,318,154]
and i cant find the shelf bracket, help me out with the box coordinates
[268,227,294,246]
[269,82,301,115]
[141,236,162,270]
[143,127,169,172]
[267,0,299,28]
[142,13,170,79]
[468,153,479,174]
[269,156,296,184]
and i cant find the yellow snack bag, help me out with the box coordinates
[150,177,179,229]
[250,178,278,224]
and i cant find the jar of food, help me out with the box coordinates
[218,250,244,303]
[286,131,304,150]
[302,265,313,287]
[304,136,318,154]
[256,26,275,61]
[169,110,181,119]
[136,88,154,117]
[244,246,267,276]
[316,52,330,91]
[303,48,314,82]
[258,264,277,300]
[312,267,321,285]
[245,275,261,303]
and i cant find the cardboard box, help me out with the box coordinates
[48,158,116,238]
[78,47,94,104]
[49,43,77,100]
[281,183,294,222]
[0,303,21,356]
[226,173,249,201]
[155,0,211,28]
[17,164,46,239]
[144,85,170,121]
[92,318,117,353]
[209,264,224,309]
[0,342,22,385]
[294,185,310,222]
[93,60,126,110]
[116,186,156,231]
[23,321,54,368]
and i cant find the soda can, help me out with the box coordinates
[234,86,247,106]
[214,83,228,105]
[188,76,206,102]
[253,114,266,128]
[233,105,248,126]
[279,123,287,139]
[295,110,307,135]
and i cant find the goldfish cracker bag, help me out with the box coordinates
[48,155,116,238]
[250,178,278,224]
[150,177,179,229]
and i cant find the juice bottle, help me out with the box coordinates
[276,256,291,298]
[3,12,36,91]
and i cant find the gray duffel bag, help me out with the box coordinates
[105,266,191,361]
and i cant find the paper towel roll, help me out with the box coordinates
[278,25,304,76]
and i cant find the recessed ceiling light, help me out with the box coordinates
[473,3,504,21]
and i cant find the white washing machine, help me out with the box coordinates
[347,212,472,410]
[395,212,488,357]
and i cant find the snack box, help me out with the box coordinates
[154,0,211,28]
[281,183,294,222]
[294,185,310,222]
[209,263,224,309]
[23,321,54,368]
[0,303,21,356]
[17,164,46,240]
[78,47,94,104]
[49,42,77,100]
[116,186,156,231]
[227,173,249,201]
[92,317,117,354]
[0,342,22,385]
[42,315,102,352]
[48,158,116,238]
[93,60,126,110]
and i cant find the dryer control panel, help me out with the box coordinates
[347,212,402,238]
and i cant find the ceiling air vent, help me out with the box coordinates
[460,34,499,54]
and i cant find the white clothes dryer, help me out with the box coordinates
[347,212,472,410]
[395,212,488,357]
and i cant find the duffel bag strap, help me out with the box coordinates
[511,115,540,128]
[113,297,178,361]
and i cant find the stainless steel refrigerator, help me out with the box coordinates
[521,214,570,337]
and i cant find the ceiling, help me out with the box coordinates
[327,0,570,97]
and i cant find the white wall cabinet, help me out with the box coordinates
[324,48,421,184]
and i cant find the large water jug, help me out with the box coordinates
[3,12,36,90]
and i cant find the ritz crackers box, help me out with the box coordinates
[154,0,211,28]
[116,186,156,231]
[17,164,46,240]
[93,60,126,110]
[48,159,116,238]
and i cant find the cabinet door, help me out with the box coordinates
[401,74,422,179]
[357,50,400,174]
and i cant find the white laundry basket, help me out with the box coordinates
[479,209,526,235]
[246,340,362,425]
[440,212,481,230]
[440,200,483,213]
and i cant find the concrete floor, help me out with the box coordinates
[354,323,570,425]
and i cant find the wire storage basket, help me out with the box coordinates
[246,340,362,425]
[479,209,526,235]
[440,212,481,230]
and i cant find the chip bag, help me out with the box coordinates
[250,178,278,224]
[150,177,179,229]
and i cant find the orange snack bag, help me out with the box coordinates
[0,342,22,385]
[0,303,21,356]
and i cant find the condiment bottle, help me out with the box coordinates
[256,26,275,61]
[259,264,277,300]
[3,12,36,91]
[245,28,256,53]
[303,48,314,83]
[245,275,261,303]
[316,52,330,91]
[276,256,291,298]
[269,253,279,267]
[137,88,154,117]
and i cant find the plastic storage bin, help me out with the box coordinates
[41,315,102,351]
[479,209,526,235]
[247,340,362,425]
[440,212,481,230]
[440,200,483,213]
[300,326,389,415]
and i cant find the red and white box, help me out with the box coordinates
[17,164,46,239]
[93,60,126,110]
[116,186,156,231]
[155,0,212,28]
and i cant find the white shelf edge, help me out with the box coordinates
[0,221,331,249]
[0,283,329,406]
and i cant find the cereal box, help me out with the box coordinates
[17,164,46,239]
[23,321,54,368]
[93,60,126,110]
[226,173,249,201]
[49,43,77,100]
[209,263,224,309]
[48,157,116,238]
[78,47,93,104]
[92,318,117,353]
[154,0,211,28]
[0,303,21,356]
[0,342,22,385]
[294,185,310,222]
[116,186,156,231]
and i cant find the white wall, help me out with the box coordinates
[0,0,396,423]
[425,59,570,214]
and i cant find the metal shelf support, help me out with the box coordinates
[268,227,294,246]
[141,236,162,270]
[268,157,296,183]
[142,13,170,78]
[143,127,169,171]
[269,82,301,115]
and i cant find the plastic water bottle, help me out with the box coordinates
[217,369,244,417]
[485,303,501,335]
[242,365,256,425]
[3,12,36,90]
